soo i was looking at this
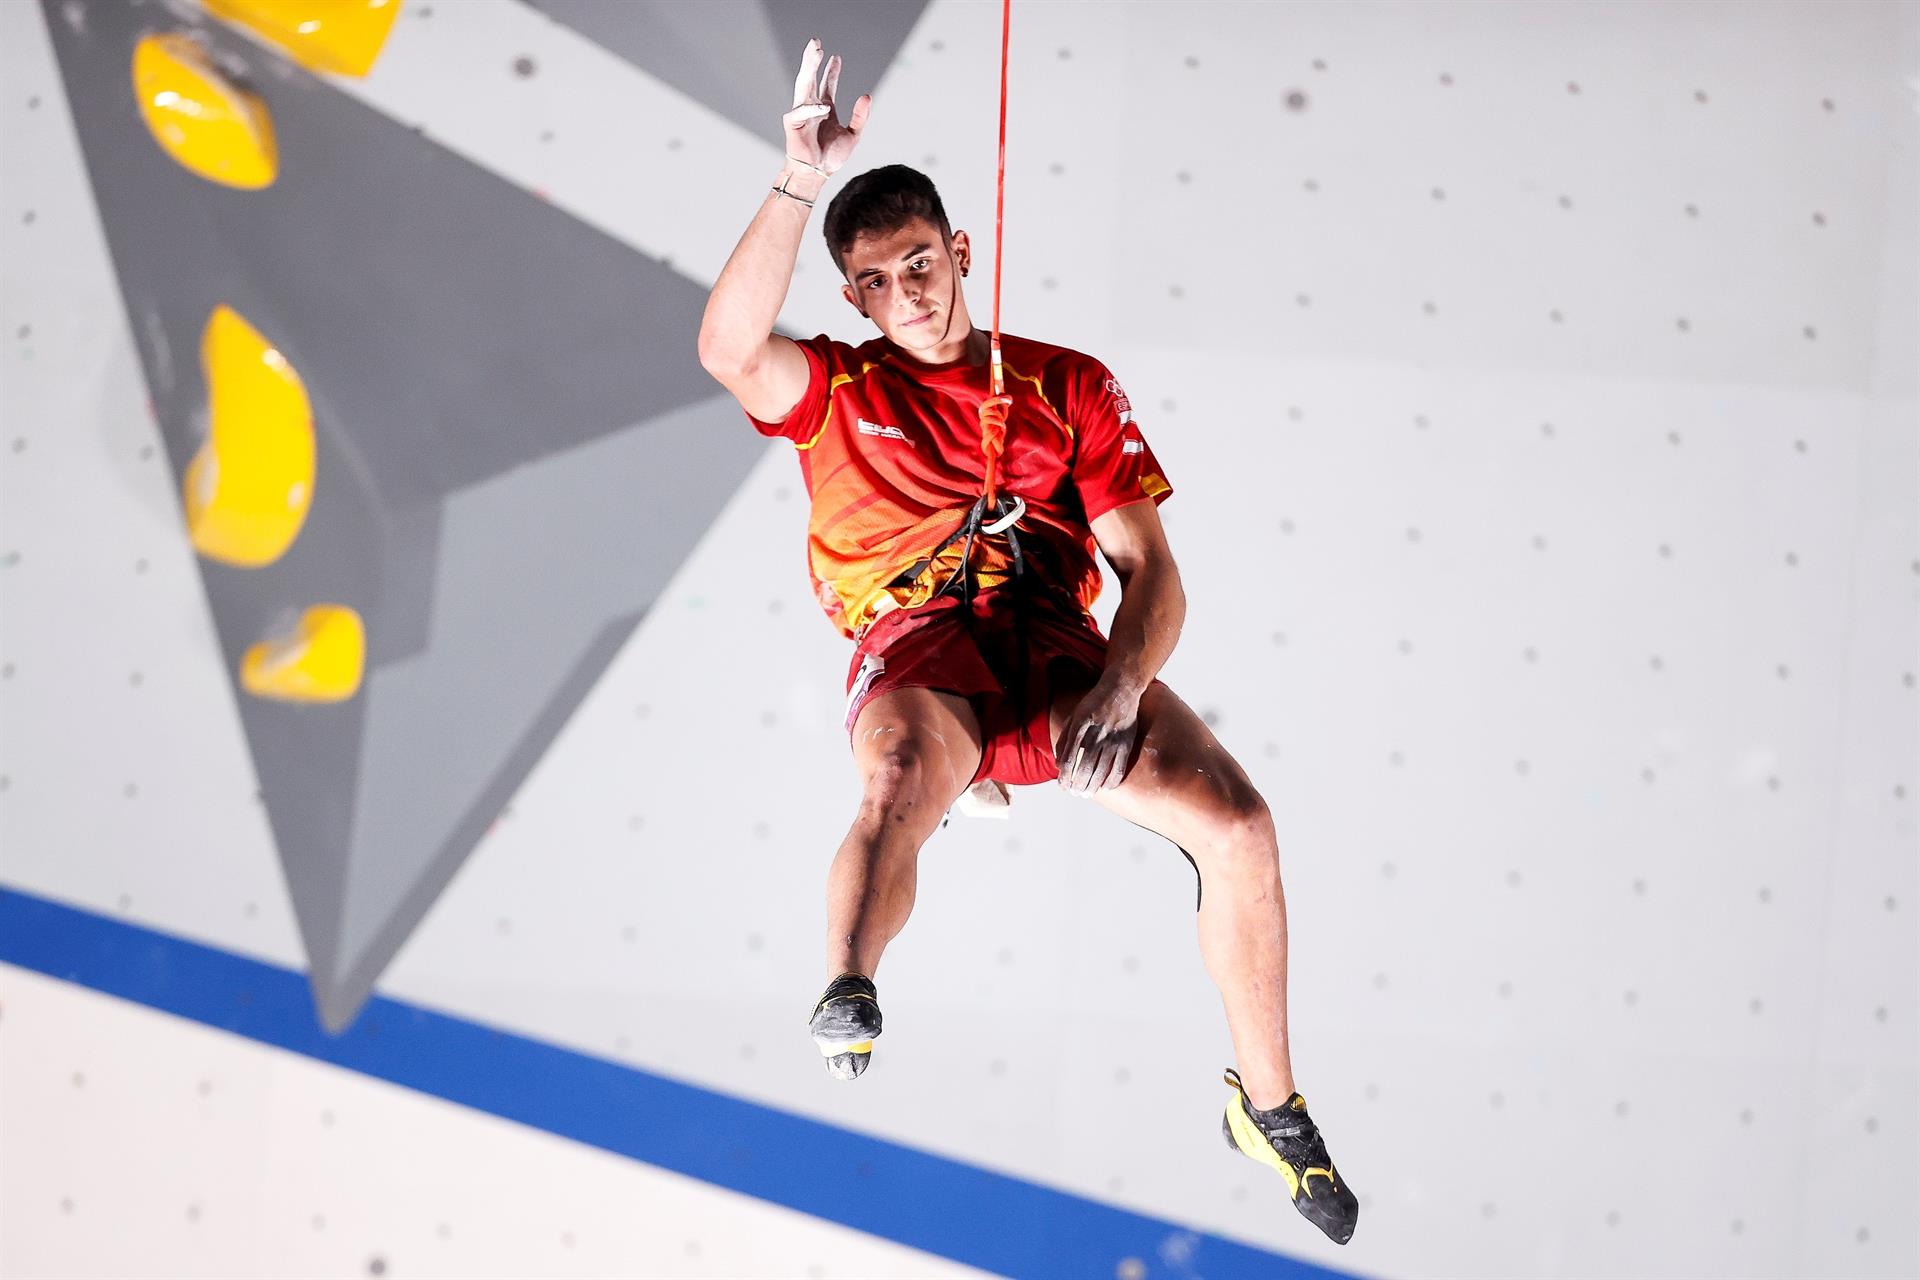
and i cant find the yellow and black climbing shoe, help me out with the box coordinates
[808,972,882,1080]
[1220,1067,1359,1245]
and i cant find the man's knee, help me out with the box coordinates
[1220,788,1276,855]
[1188,777,1277,871]
[859,734,946,812]
[852,691,980,824]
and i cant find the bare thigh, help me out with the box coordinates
[851,686,987,818]
[1047,681,1268,855]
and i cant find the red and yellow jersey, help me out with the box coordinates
[744,331,1174,639]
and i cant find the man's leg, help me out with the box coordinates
[1050,681,1296,1110]
[827,685,985,979]
[1052,671,1358,1245]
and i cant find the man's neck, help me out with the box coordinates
[892,325,988,368]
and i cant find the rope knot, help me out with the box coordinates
[978,391,1014,503]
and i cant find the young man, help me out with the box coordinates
[696,40,1357,1245]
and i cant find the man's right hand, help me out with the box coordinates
[784,38,871,177]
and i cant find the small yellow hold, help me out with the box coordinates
[242,605,365,703]
[184,306,316,567]
[132,34,278,189]
[204,0,402,79]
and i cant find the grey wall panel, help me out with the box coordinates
[530,0,926,142]
[43,0,766,1029]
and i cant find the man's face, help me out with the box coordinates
[841,217,971,348]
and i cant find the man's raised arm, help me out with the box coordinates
[697,38,871,423]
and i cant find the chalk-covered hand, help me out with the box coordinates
[1055,674,1142,796]
[784,39,871,176]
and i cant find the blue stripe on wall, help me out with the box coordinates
[0,885,1362,1280]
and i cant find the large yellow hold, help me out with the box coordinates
[183,306,315,567]
[204,0,402,78]
[132,33,278,190]
[242,605,366,703]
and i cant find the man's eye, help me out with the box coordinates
[912,259,929,270]
[867,278,884,290]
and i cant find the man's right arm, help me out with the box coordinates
[701,38,868,423]
[696,160,830,425]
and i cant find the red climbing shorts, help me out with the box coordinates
[842,588,1165,788]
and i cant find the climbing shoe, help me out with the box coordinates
[808,972,882,1080]
[1220,1067,1359,1245]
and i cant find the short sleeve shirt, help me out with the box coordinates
[744,331,1173,639]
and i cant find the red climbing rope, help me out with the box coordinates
[981,0,1012,506]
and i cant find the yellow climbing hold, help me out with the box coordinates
[203,0,402,79]
[242,605,365,703]
[131,34,278,190]
[183,306,315,568]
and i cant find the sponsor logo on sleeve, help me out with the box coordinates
[1103,375,1134,426]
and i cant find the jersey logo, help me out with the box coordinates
[1103,375,1134,425]
[1122,438,1144,455]
[857,417,913,446]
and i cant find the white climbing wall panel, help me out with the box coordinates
[2,1,1913,1277]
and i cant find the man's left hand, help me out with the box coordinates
[1055,674,1143,796]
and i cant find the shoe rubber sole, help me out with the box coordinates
[810,983,880,1080]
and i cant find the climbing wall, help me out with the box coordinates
[1,1,1913,1277]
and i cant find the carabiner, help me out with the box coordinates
[981,494,1025,535]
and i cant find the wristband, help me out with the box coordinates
[771,171,816,208]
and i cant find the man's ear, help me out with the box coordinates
[841,283,870,319]
[951,228,972,275]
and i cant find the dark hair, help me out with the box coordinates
[822,164,953,279]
